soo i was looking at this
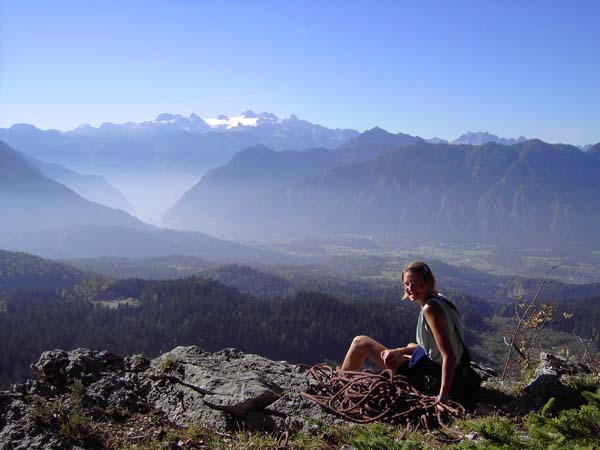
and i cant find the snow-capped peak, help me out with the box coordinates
[241,110,258,118]
[65,111,353,138]
[204,111,280,129]
[155,113,179,123]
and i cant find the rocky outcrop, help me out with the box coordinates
[504,352,595,413]
[2,347,595,449]
[0,346,338,449]
[144,346,333,432]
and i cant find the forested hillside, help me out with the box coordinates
[2,250,600,391]
[0,250,90,293]
[3,267,598,389]
[0,275,495,388]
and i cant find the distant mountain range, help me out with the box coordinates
[450,131,528,146]
[0,112,548,178]
[0,140,291,263]
[0,122,261,177]
[59,112,534,148]
[428,132,593,149]
[334,127,424,163]
[425,132,527,146]
[67,110,359,147]
[0,112,359,177]
[3,111,599,253]
[165,135,600,247]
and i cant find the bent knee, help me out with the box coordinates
[351,335,372,348]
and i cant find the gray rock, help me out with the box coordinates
[23,380,58,397]
[1,344,343,443]
[523,373,571,409]
[0,393,69,450]
[525,373,563,396]
[35,348,123,386]
[84,372,149,415]
[34,349,69,386]
[144,346,337,431]
[534,352,592,378]
[202,377,282,415]
[505,352,592,413]
[471,362,497,381]
[524,352,593,403]
[124,354,150,372]
[8,346,593,445]
[241,410,281,432]
[463,431,478,441]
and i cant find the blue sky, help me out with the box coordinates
[1,0,598,145]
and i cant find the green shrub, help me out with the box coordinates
[462,416,527,449]
[28,396,93,443]
[158,356,176,374]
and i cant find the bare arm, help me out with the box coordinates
[380,343,418,369]
[394,343,418,355]
[423,303,457,401]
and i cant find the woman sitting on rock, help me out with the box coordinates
[340,260,469,403]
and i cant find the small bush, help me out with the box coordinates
[28,396,94,443]
[158,356,176,374]
[464,416,527,449]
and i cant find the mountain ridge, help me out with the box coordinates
[0,140,148,233]
[3,115,540,149]
[17,151,133,211]
[165,138,600,246]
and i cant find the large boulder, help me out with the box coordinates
[532,352,593,378]
[145,346,335,431]
[506,352,594,413]
[35,348,124,386]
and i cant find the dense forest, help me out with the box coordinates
[2,251,599,389]
[2,267,598,389]
[0,275,494,388]
[0,250,90,293]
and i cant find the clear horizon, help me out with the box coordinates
[1,0,599,145]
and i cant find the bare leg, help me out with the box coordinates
[341,335,388,371]
[341,336,417,372]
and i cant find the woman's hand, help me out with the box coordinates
[380,348,405,369]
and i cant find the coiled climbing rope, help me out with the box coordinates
[299,364,466,439]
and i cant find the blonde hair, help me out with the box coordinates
[401,261,437,299]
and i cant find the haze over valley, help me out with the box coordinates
[2,114,599,271]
